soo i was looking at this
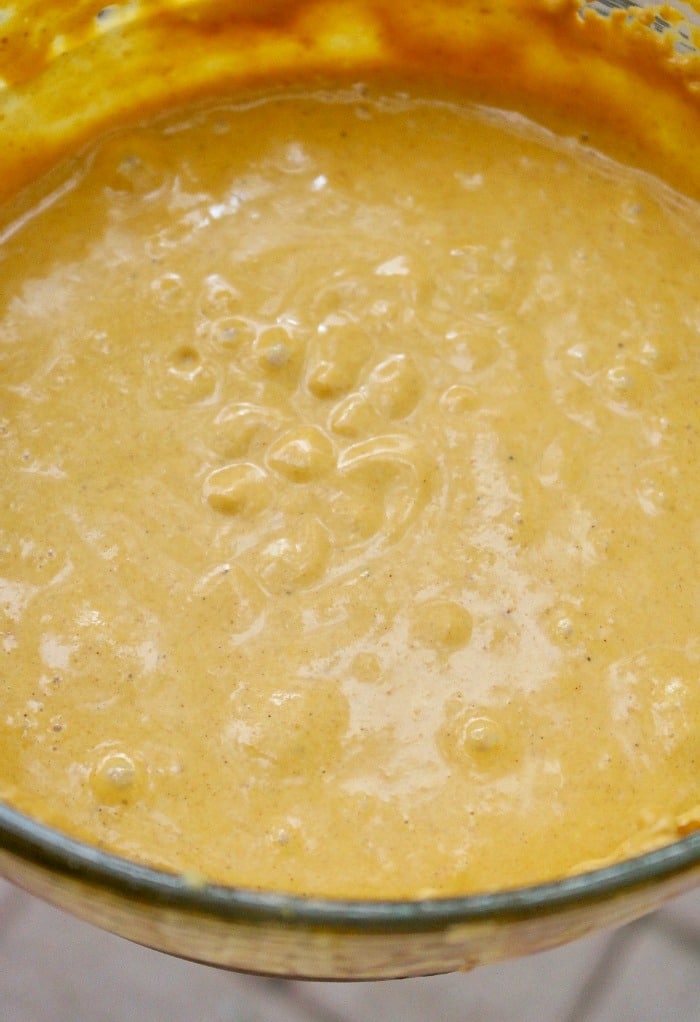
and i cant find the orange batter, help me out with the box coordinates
[0,1,698,899]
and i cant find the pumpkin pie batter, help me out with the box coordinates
[0,82,698,898]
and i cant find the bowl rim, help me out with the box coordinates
[2,801,700,932]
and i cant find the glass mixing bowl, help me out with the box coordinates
[0,0,699,980]
[2,800,700,978]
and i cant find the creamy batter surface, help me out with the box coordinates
[0,87,698,897]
